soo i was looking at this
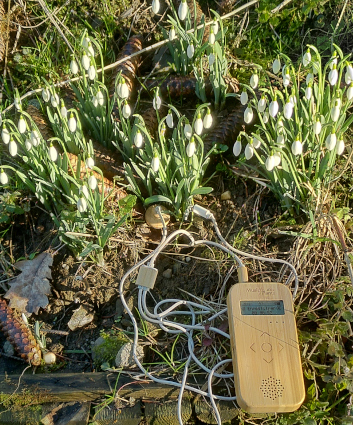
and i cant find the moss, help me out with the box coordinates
[92,330,129,367]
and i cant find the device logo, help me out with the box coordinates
[246,287,275,296]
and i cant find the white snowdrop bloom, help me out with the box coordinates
[265,155,275,171]
[346,63,353,80]
[184,122,192,139]
[305,85,312,100]
[14,96,21,111]
[325,131,337,150]
[331,101,340,122]
[289,94,297,106]
[70,59,79,74]
[272,58,281,74]
[87,42,95,58]
[208,52,215,67]
[152,92,162,110]
[85,156,95,169]
[88,64,96,80]
[333,95,341,108]
[30,130,40,147]
[151,154,160,172]
[9,139,17,157]
[92,95,98,108]
[160,123,166,138]
[88,174,98,190]
[187,43,195,59]
[250,73,259,89]
[212,18,219,35]
[312,61,320,75]
[291,139,303,156]
[51,93,60,108]
[80,184,90,199]
[194,113,203,135]
[209,29,215,45]
[49,143,58,162]
[329,54,338,70]
[25,139,32,150]
[152,0,160,14]
[240,91,248,105]
[347,83,353,101]
[42,88,50,102]
[283,74,291,87]
[18,116,26,134]
[178,0,188,20]
[276,119,284,132]
[82,36,90,50]
[244,105,253,124]
[306,73,314,85]
[337,139,345,155]
[302,49,311,67]
[134,130,143,148]
[60,101,68,118]
[262,111,269,124]
[68,113,77,133]
[203,109,212,129]
[169,27,176,41]
[186,138,196,157]
[166,110,174,128]
[345,71,352,85]
[96,90,104,106]
[273,152,281,166]
[2,127,10,144]
[82,54,90,71]
[284,101,293,119]
[77,197,88,213]
[252,135,261,149]
[0,169,8,185]
[245,143,254,160]
[258,96,267,113]
[313,119,322,135]
[277,134,285,145]
[269,98,279,118]
[122,101,131,119]
[233,139,242,156]
[328,66,338,86]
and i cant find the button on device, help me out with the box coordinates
[261,343,272,353]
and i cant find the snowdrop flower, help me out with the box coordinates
[240,91,248,105]
[79,185,90,199]
[262,111,269,124]
[245,142,254,160]
[186,137,196,157]
[272,58,281,74]
[25,139,32,150]
[203,108,212,129]
[283,73,291,87]
[117,78,129,99]
[178,0,188,20]
[194,112,203,135]
[269,96,279,118]
[329,52,338,69]
[42,88,50,102]
[305,84,312,100]
[277,134,285,145]
[244,105,253,124]
[134,129,143,148]
[48,143,58,162]
[265,155,275,171]
[51,93,60,108]
[82,36,90,50]
[60,100,68,118]
[252,135,261,149]
[152,0,160,14]
[85,156,95,169]
[187,42,195,59]
[2,126,10,144]
[331,100,340,122]
[87,42,94,57]
[306,73,314,85]
[325,130,337,150]
[284,101,293,119]
[347,83,353,101]
[14,96,21,111]
[122,101,131,119]
[273,152,281,167]
[276,119,284,133]
[233,137,241,156]
[209,28,215,45]
[328,64,338,86]
[302,48,311,67]
[169,26,176,41]
[68,113,77,133]
[282,64,287,78]
[212,18,219,35]
[184,122,192,139]
[0,169,8,185]
[166,110,173,128]
[30,130,40,147]
[250,72,259,89]
[312,61,320,75]
[258,95,267,113]
[82,54,90,71]
[18,116,26,134]
[337,139,345,155]
[88,63,96,80]
[345,71,352,85]
[70,59,79,74]
[289,93,297,106]
[313,118,322,135]
[152,89,162,110]
[9,139,17,157]
[77,196,88,213]
[291,138,303,156]
[88,173,98,190]
[208,51,215,67]
[151,152,160,172]
[92,96,98,107]
[96,90,104,106]
[346,63,353,80]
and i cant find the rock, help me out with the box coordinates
[185,256,192,263]
[162,269,172,279]
[115,343,144,368]
[92,333,128,367]
[67,305,94,331]
[221,190,232,201]
[145,205,170,229]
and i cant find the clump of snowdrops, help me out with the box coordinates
[234,44,353,215]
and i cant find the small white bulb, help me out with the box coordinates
[346,64,353,80]
[305,86,312,100]
[18,116,26,134]
[49,144,58,161]
[313,119,322,135]
[269,99,279,118]
[265,155,275,171]
[245,144,254,160]
[345,71,352,85]
[153,94,162,110]
[240,91,248,105]
[70,60,79,74]
[25,139,32,150]
[233,139,242,156]
[82,36,90,50]
[252,135,261,149]
[262,111,269,124]
[291,139,303,156]
[152,0,160,14]
[151,155,160,172]
[272,58,281,74]
[208,53,215,67]
[330,104,340,122]
[88,65,96,80]
[68,113,77,133]
[92,96,98,107]
[209,30,215,45]
[203,110,212,129]
[134,130,143,148]
[187,43,195,59]
[328,67,338,86]
[122,102,131,119]
[303,50,311,67]
[329,55,338,70]
[244,106,253,124]
[82,54,90,71]
[184,123,192,139]
[14,97,21,111]
[77,197,88,213]
[325,132,337,151]
[117,79,129,99]
[284,101,293,119]
[273,152,281,167]
[42,88,50,102]
[96,91,104,106]
[347,84,353,101]
[166,111,174,128]
[87,43,95,57]
[80,185,90,199]
[178,0,188,20]
[30,130,40,147]
[283,74,291,87]
[337,139,345,155]
[186,139,196,157]
[44,352,56,365]
[9,140,18,157]
[51,93,60,108]
[258,96,267,113]
[250,73,259,89]
[2,127,10,144]
[212,20,219,35]
[85,157,95,169]
[194,113,203,135]
[60,104,68,118]
[169,27,176,41]
[0,170,8,185]
[88,174,98,190]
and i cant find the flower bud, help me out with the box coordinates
[169,27,176,41]
[68,113,77,133]
[96,90,104,106]
[77,196,88,213]
[70,59,79,74]
[85,156,95,169]
[262,111,269,124]
[313,118,322,135]
[208,52,215,67]
[0,169,8,185]
[88,64,96,80]
[88,174,98,190]
[272,58,281,74]
[152,0,160,14]
[122,101,131,119]
[30,130,40,147]
[2,126,10,144]
[303,49,311,67]
[151,153,160,172]
[245,143,254,160]
[265,155,275,171]
[166,110,173,128]
[330,100,340,122]
[328,65,338,86]
[42,88,50,102]
[49,143,58,161]
[51,93,60,108]
[134,129,143,148]
[347,83,353,101]
[209,28,215,45]
[186,137,196,157]
[178,0,188,20]
[306,73,314,85]
[240,91,248,105]
[184,122,192,139]
[273,152,281,167]
[250,73,259,89]
[82,54,90,70]
[153,90,162,110]
[117,78,129,99]
[18,116,26,134]
[284,101,293,119]
[9,139,18,157]
[203,108,212,129]
[325,131,337,151]
[252,135,261,149]
[291,138,303,156]
[337,139,345,155]
[187,42,194,59]
[212,18,219,35]
[258,96,267,113]
[194,112,203,135]
[233,138,241,156]
[25,139,32,150]
[283,74,290,87]
[244,105,253,124]
[305,85,312,100]
[277,134,285,145]
[269,98,279,118]
[60,100,68,118]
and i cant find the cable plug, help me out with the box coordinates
[193,205,214,220]
[135,265,158,290]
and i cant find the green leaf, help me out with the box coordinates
[191,187,213,195]
[144,195,173,206]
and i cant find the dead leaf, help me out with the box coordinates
[4,252,53,315]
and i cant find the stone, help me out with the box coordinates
[115,343,144,368]
[162,269,172,279]
[221,190,232,201]
[67,305,94,331]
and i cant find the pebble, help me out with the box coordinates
[67,305,94,331]
[115,343,144,368]
[162,268,172,279]
[185,256,191,263]
[221,190,232,201]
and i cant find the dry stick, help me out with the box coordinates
[331,215,353,287]
[2,0,258,114]
[271,0,294,14]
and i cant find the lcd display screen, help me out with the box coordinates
[240,300,285,316]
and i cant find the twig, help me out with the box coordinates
[271,0,294,14]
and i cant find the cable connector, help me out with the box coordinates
[193,205,214,220]
[136,265,158,290]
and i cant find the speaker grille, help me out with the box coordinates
[260,376,284,400]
